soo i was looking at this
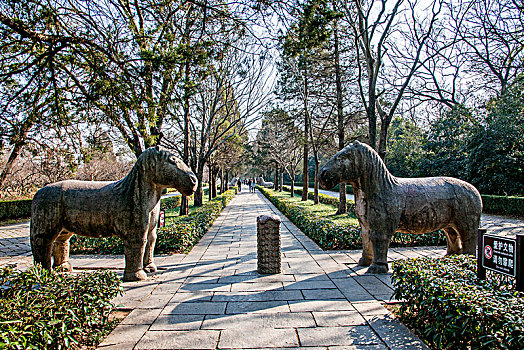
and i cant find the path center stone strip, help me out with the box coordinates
[101,191,431,349]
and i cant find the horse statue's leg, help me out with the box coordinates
[367,228,394,274]
[30,220,59,270]
[143,205,160,273]
[455,218,479,255]
[122,230,149,281]
[52,232,74,271]
[358,224,373,266]
[443,227,461,255]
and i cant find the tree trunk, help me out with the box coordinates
[333,19,347,214]
[313,153,319,205]
[290,174,295,198]
[211,167,218,199]
[377,111,391,160]
[219,168,224,194]
[194,162,205,206]
[179,56,192,216]
[225,171,229,191]
[279,168,283,192]
[274,166,279,190]
[302,58,310,201]
[0,120,33,189]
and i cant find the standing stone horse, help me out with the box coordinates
[319,141,482,274]
[31,147,198,281]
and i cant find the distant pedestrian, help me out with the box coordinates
[237,178,242,192]
[250,179,256,193]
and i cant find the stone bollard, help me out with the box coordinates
[257,214,282,274]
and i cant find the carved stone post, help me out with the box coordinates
[257,214,281,274]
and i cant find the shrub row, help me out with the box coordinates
[0,199,32,221]
[259,186,361,250]
[392,255,524,349]
[259,187,446,250]
[481,195,524,218]
[283,182,354,194]
[0,265,122,349]
[160,195,182,210]
[282,186,355,212]
[155,189,236,253]
[70,189,237,255]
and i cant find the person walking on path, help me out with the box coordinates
[237,178,242,192]
[250,178,256,192]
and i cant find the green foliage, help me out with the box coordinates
[259,187,445,249]
[481,195,524,218]
[422,105,478,180]
[282,0,341,56]
[259,186,360,249]
[70,189,236,255]
[282,185,355,211]
[385,117,427,178]
[392,256,524,349]
[467,83,524,196]
[0,265,122,349]
[0,199,32,220]
[155,189,237,254]
[160,195,181,210]
[284,182,354,194]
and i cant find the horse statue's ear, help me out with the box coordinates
[154,145,160,151]
[353,140,362,146]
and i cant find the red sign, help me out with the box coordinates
[158,210,165,228]
[484,245,493,259]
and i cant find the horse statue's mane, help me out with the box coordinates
[353,142,397,190]
[113,148,171,195]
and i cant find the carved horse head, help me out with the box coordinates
[140,146,198,196]
[318,141,367,190]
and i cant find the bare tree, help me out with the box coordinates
[163,37,274,206]
[346,0,442,159]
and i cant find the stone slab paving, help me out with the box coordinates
[0,193,522,349]
[99,191,430,349]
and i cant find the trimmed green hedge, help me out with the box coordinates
[392,256,524,349]
[259,187,446,250]
[0,199,32,220]
[259,186,360,249]
[282,186,355,212]
[482,195,524,218]
[0,265,122,349]
[283,182,354,194]
[155,189,236,253]
[70,189,237,255]
[160,195,181,210]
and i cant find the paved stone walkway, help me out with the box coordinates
[100,191,432,349]
[0,192,522,349]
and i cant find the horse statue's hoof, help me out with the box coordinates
[143,263,157,273]
[358,256,372,266]
[366,263,389,274]
[124,270,148,281]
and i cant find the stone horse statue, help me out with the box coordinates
[319,141,482,274]
[31,147,198,281]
